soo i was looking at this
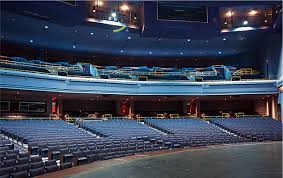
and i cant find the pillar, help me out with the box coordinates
[195,100,200,117]
[182,101,188,115]
[279,92,283,122]
[129,101,135,116]
[266,99,270,116]
[271,95,277,120]
[57,99,63,117]
[115,101,121,116]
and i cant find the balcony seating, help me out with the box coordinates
[209,117,282,141]
[0,55,264,81]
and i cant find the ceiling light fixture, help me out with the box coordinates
[120,50,124,53]
[149,51,152,54]
[218,51,222,54]
[44,26,48,29]
[90,32,94,35]
[97,0,103,6]
[187,39,191,42]
[225,11,234,17]
[29,40,34,43]
[248,10,257,16]
[223,38,226,41]
[120,4,129,11]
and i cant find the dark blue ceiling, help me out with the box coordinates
[0,1,281,57]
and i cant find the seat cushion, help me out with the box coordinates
[46,165,59,173]
[15,164,30,172]
[29,167,45,177]
[11,171,28,178]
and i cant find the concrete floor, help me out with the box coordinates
[42,142,282,178]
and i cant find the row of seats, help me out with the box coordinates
[78,120,163,139]
[0,158,68,178]
[144,118,242,146]
[209,117,282,141]
[0,118,280,177]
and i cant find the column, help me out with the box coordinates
[182,101,188,115]
[271,95,277,120]
[195,100,200,117]
[266,99,270,116]
[115,101,121,116]
[129,101,135,116]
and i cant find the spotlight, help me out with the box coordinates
[73,45,76,48]
[120,50,124,53]
[248,10,257,16]
[218,51,222,54]
[120,4,129,11]
[149,51,152,54]
[223,38,226,41]
[180,52,183,55]
[111,12,117,18]
[29,40,34,43]
[128,36,131,40]
[44,26,48,29]
[264,19,267,23]
[243,20,248,25]
[187,39,191,42]
[92,9,96,13]
[90,32,94,35]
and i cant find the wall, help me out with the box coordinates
[258,33,282,79]
[63,100,115,116]
[0,92,51,117]
[134,101,183,115]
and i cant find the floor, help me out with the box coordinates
[40,142,282,178]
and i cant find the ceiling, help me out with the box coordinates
[0,1,281,58]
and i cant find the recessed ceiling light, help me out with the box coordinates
[120,50,124,53]
[218,51,222,54]
[149,51,152,54]
[90,32,94,35]
[72,45,76,48]
[29,40,34,43]
[223,38,226,41]
[180,52,183,55]
[128,36,131,39]
[44,26,48,29]
[187,39,191,42]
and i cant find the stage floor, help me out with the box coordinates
[43,142,282,178]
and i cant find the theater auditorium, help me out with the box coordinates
[0,1,282,178]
